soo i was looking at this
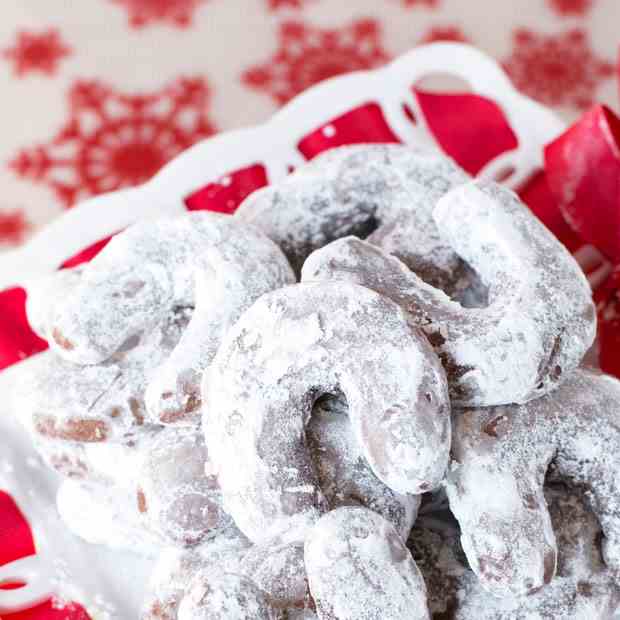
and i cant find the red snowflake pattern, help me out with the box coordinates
[110,0,208,28]
[242,19,390,104]
[503,28,614,109]
[10,77,216,207]
[420,26,468,44]
[3,29,71,77]
[548,0,593,15]
[0,209,30,245]
[268,0,312,9]
[399,0,439,7]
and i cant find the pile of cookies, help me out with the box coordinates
[15,145,620,619]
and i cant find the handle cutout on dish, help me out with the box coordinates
[413,90,519,175]
[414,72,473,94]
[0,556,52,614]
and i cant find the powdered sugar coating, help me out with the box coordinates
[409,481,620,619]
[305,506,430,620]
[204,282,451,544]
[145,221,295,425]
[235,144,469,285]
[142,525,250,620]
[227,397,420,613]
[56,480,163,554]
[445,368,620,597]
[177,573,280,620]
[309,144,471,292]
[239,539,309,611]
[30,433,93,481]
[209,396,421,614]
[25,267,82,340]
[143,528,315,619]
[307,395,419,540]
[81,426,160,486]
[302,180,596,405]
[30,425,159,486]
[15,308,190,443]
[137,426,231,546]
[48,214,294,371]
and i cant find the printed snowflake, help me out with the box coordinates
[419,26,468,44]
[242,19,390,104]
[548,0,594,16]
[0,209,30,246]
[503,28,614,109]
[10,77,216,207]
[109,0,208,28]
[3,29,71,77]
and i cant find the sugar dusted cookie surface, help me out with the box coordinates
[144,219,295,425]
[235,144,469,287]
[302,180,596,406]
[409,481,620,619]
[26,266,83,340]
[45,214,294,426]
[141,525,250,620]
[16,308,189,443]
[305,506,430,620]
[177,573,280,620]
[204,282,451,544]
[16,144,615,620]
[56,480,163,554]
[446,368,620,597]
[31,425,158,486]
[137,426,231,546]
[239,538,308,611]
[307,394,419,540]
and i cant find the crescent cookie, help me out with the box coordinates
[15,307,190,443]
[445,368,620,597]
[136,427,231,546]
[235,144,469,290]
[302,181,595,406]
[46,214,294,425]
[408,480,620,619]
[204,282,451,544]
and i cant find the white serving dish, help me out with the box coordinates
[0,43,566,618]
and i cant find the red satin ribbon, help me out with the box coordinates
[545,105,620,263]
[544,105,620,378]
